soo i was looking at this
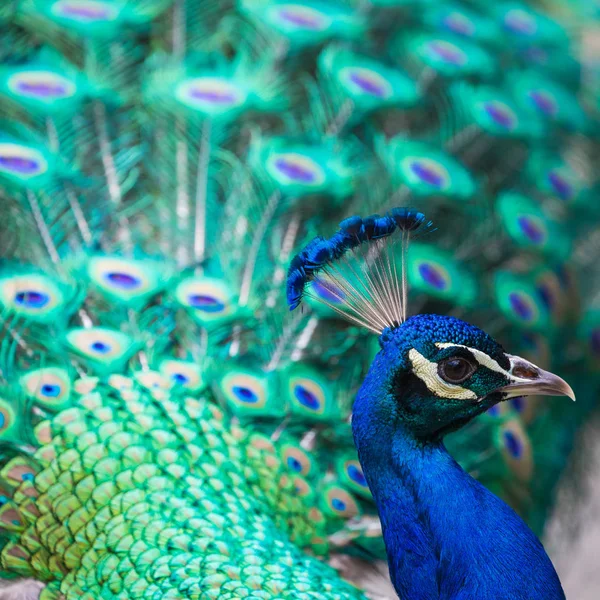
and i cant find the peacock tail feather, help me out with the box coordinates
[0,0,598,598]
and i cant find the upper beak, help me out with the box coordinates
[497,354,576,401]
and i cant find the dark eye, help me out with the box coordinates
[438,357,476,384]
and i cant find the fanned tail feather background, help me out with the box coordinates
[0,0,598,598]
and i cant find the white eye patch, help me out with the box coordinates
[435,345,542,387]
[435,343,509,376]
[408,348,477,400]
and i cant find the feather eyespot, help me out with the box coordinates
[510,396,524,413]
[402,157,450,190]
[338,458,371,498]
[516,215,547,244]
[288,374,329,417]
[294,385,320,410]
[416,261,450,291]
[288,456,302,471]
[504,430,522,457]
[292,476,312,498]
[175,277,236,324]
[547,169,575,202]
[267,152,325,186]
[0,143,47,178]
[188,295,224,312]
[105,272,140,289]
[65,328,134,363]
[8,70,76,101]
[438,356,477,384]
[482,101,518,131]
[269,5,328,31]
[51,1,118,23]
[0,274,66,322]
[20,367,71,409]
[411,160,446,188]
[503,8,537,36]
[497,420,533,481]
[426,40,467,66]
[527,89,557,117]
[234,386,257,402]
[0,401,15,435]
[323,486,361,519]
[281,445,313,477]
[220,371,268,412]
[175,77,246,115]
[346,461,367,488]
[87,256,164,306]
[508,292,537,322]
[486,403,510,417]
[339,67,392,99]
[443,12,475,37]
[15,291,49,308]
[159,360,204,391]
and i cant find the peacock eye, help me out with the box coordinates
[438,356,476,384]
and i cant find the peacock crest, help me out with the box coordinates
[287,208,432,332]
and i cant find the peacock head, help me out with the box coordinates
[368,312,574,440]
[287,208,574,442]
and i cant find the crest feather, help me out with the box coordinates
[286,208,432,333]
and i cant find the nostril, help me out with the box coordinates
[512,364,539,379]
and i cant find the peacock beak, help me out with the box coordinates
[497,354,576,401]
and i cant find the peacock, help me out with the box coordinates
[0,0,598,599]
[287,208,575,599]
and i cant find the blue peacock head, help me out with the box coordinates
[287,208,574,442]
[364,313,573,440]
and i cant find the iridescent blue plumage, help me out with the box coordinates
[289,212,574,598]
[353,314,566,599]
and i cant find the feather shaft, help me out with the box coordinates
[193,119,212,266]
[26,190,61,265]
[239,190,281,307]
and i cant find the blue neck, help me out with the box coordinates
[352,350,565,600]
